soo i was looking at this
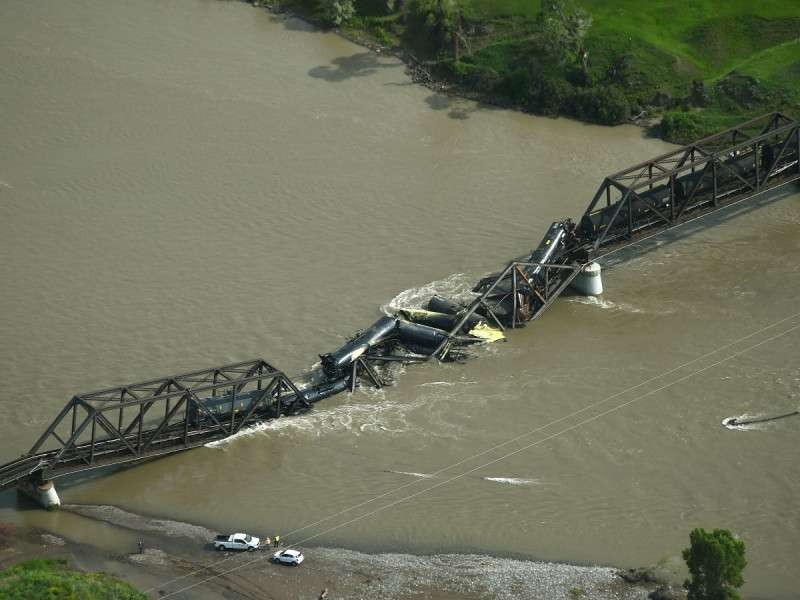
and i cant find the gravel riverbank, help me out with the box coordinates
[1,503,668,599]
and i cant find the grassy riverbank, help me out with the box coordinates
[268,0,800,143]
[0,559,146,600]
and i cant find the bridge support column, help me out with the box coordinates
[570,262,603,296]
[20,478,61,511]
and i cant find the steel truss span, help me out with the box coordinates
[0,360,306,490]
[0,113,797,493]
[578,112,800,256]
[427,113,800,358]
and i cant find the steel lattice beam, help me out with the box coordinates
[579,113,799,256]
[0,359,303,490]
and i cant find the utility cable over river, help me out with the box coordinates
[1,112,798,509]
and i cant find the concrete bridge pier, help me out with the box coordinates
[571,261,603,296]
[20,476,61,510]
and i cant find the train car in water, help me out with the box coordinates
[187,388,268,426]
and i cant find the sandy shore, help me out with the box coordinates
[0,503,674,599]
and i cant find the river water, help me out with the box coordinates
[1,1,798,598]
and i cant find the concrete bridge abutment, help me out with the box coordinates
[20,476,61,511]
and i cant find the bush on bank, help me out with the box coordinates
[0,559,146,600]
[274,0,800,140]
[683,528,747,600]
[319,0,356,26]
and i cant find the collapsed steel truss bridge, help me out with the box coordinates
[424,112,799,359]
[0,360,305,491]
[0,112,797,495]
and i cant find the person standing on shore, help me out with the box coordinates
[274,535,280,548]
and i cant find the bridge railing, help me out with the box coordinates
[579,112,800,255]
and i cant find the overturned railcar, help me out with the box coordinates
[468,219,578,325]
[187,379,354,425]
[320,315,399,381]
[187,388,300,426]
[319,314,493,383]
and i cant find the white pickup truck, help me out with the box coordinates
[213,533,260,551]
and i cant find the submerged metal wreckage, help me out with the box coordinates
[318,216,584,390]
[1,112,798,508]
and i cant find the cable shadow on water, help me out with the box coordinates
[309,52,400,82]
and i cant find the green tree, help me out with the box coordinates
[536,0,592,69]
[319,0,356,26]
[404,0,463,57]
[682,528,747,600]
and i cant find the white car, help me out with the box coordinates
[213,533,260,551]
[272,549,304,565]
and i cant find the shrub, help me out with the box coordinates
[0,522,15,548]
[527,73,574,115]
[452,62,500,93]
[369,23,397,46]
[660,110,705,144]
[714,71,769,112]
[498,67,533,104]
[319,0,356,26]
[354,0,391,17]
[683,528,747,600]
[403,0,462,54]
[570,85,630,124]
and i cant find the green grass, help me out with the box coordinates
[0,559,146,600]
[275,0,800,139]
[455,0,800,138]
[581,0,799,73]
[577,1,800,94]
[463,0,541,20]
[737,39,800,88]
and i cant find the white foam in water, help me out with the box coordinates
[206,397,418,447]
[483,477,540,486]
[722,414,768,431]
[567,295,644,314]
[419,380,477,388]
[387,470,436,479]
[382,273,477,314]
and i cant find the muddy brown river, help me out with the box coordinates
[1,1,798,598]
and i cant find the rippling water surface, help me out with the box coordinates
[1,1,798,598]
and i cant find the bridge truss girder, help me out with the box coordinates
[580,112,800,255]
[430,260,582,360]
[18,359,302,483]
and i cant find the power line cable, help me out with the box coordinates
[151,314,799,598]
